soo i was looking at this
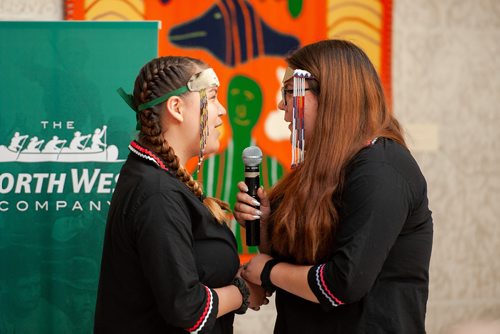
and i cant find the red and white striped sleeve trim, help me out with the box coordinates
[315,264,344,307]
[186,286,214,333]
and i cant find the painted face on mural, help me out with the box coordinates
[227,76,262,131]
[278,78,318,146]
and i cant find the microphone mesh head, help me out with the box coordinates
[242,146,263,166]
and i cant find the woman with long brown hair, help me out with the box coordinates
[234,40,433,333]
[94,56,266,334]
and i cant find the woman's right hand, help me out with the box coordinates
[233,182,271,227]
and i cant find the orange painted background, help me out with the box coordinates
[66,0,392,169]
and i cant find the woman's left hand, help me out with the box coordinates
[241,253,273,286]
[246,281,269,311]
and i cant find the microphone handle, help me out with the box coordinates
[245,167,260,246]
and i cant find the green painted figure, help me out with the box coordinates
[199,75,285,254]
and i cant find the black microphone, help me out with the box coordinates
[242,146,263,246]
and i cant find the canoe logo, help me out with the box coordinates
[0,125,120,162]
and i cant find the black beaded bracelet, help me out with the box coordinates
[260,258,281,292]
[231,277,250,314]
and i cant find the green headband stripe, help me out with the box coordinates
[117,86,190,113]
[117,86,190,130]
[137,86,189,111]
[117,88,141,130]
[117,88,135,111]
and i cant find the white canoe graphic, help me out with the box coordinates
[0,145,121,162]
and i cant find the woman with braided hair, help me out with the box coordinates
[94,56,266,333]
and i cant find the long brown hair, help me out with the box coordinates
[269,40,406,264]
[132,56,230,223]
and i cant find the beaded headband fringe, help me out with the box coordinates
[282,68,313,168]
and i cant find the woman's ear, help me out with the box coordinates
[164,96,184,123]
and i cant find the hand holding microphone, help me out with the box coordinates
[241,146,263,246]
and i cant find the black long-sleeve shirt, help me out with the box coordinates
[94,141,240,334]
[272,138,433,333]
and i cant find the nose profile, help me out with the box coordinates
[278,99,292,122]
[218,100,227,116]
[278,99,285,111]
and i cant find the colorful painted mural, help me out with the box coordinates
[65,0,393,257]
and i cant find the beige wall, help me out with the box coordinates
[1,0,499,332]
[393,0,500,333]
[0,0,61,20]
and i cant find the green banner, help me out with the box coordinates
[0,21,158,333]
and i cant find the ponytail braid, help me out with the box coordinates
[133,56,230,224]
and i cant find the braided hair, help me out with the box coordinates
[132,56,230,224]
